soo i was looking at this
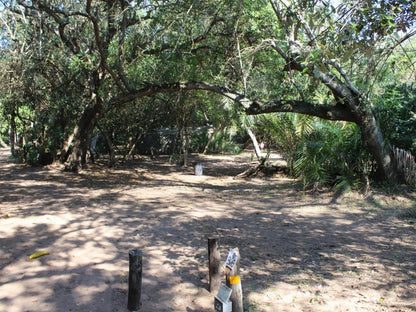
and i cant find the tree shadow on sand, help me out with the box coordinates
[0,149,415,312]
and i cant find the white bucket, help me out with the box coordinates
[195,162,203,176]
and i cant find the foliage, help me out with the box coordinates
[203,126,242,155]
[189,128,209,153]
[255,113,312,174]
[255,114,373,191]
[293,122,373,192]
[0,0,415,183]
[375,83,416,156]
[339,0,416,38]
[0,1,90,162]
[398,208,416,223]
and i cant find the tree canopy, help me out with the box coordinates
[0,0,415,184]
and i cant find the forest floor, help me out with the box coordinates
[0,147,415,312]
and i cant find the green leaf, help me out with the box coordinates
[29,251,50,259]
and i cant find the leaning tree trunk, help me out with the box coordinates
[127,132,142,160]
[246,127,263,162]
[61,100,103,171]
[203,124,222,154]
[358,111,398,183]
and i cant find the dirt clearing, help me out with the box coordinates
[0,148,415,312]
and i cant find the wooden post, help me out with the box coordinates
[128,248,142,311]
[225,248,243,312]
[208,236,221,293]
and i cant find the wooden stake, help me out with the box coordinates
[225,248,243,312]
[208,236,221,293]
[128,248,142,311]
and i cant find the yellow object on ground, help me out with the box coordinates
[29,251,50,259]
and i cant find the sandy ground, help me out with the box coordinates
[0,147,415,312]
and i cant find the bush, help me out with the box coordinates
[21,143,54,166]
[293,122,372,192]
[189,127,210,153]
[376,83,416,156]
[255,113,373,191]
[204,127,242,154]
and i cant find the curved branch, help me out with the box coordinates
[112,81,252,108]
[244,99,356,122]
[110,81,357,123]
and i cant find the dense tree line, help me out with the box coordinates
[0,0,415,187]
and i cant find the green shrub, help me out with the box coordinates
[376,83,416,155]
[205,128,241,154]
[255,113,373,191]
[293,122,371,191]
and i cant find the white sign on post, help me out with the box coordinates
[214,283,232,312]
[225,249,239,270]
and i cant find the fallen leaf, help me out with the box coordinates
[29,251,50,259]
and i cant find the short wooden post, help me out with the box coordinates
[208,236,221,293]
[128,248,142,311]
[225,248,243,312]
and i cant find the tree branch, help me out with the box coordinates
[109,81,357,123]
[118,0,134,92]
[111,81,252,109]
[138,16,225,56]
[244,98,356,122]
[22,0,81,54]
[266,39,361,118]
[86,0,126,92]
[323,58,361,96]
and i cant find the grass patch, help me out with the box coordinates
[398,208,416,223]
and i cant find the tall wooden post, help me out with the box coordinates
[208,236,221,293]
[225,248,243,312]
[128,248,142,311]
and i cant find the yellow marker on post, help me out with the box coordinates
[225,248,243,312]
[229,275,240,285]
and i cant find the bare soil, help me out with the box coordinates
[0,147,415,312]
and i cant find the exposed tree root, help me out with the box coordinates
[234,158,266,179]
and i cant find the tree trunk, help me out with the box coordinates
[66,135,82,172]
[358,112,398,183]
[80,127,93,168]
[9,116,16,157]
[203,124,222,154]
[127,132,142,160]
[246,127,262,162]
[61,100,103,171]
[180,126,190,166]
[100,129,116,168]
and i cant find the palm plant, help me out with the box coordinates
[255,113,314,175]
[255,113,372,192]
